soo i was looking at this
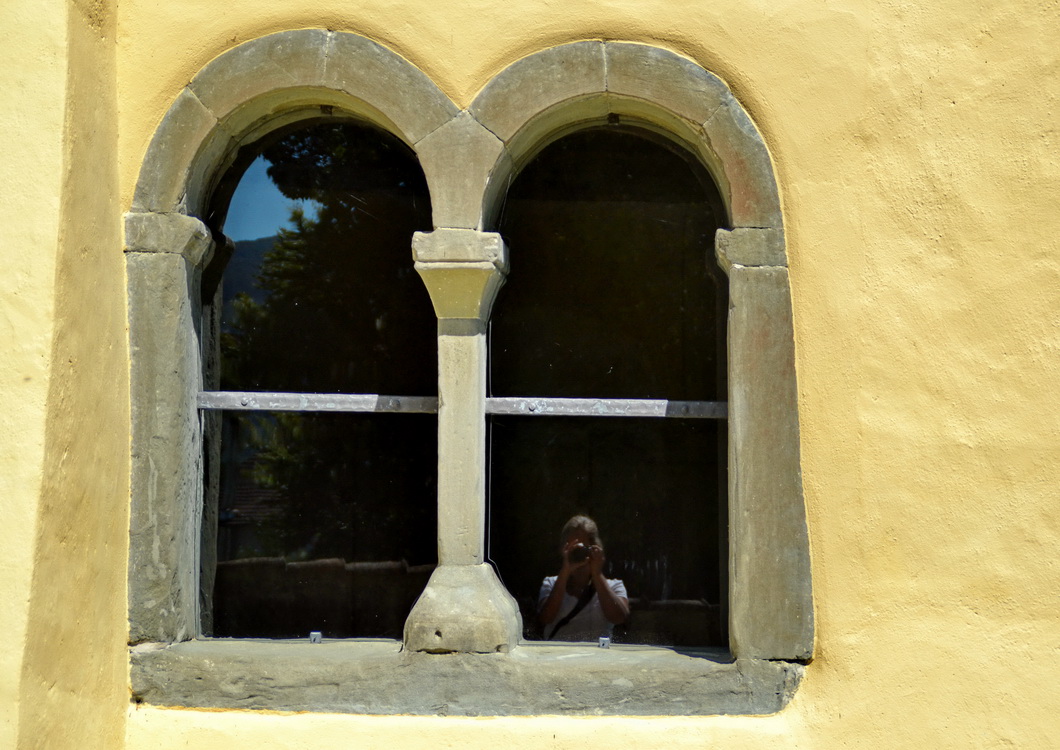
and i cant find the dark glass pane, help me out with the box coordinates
[488,417,725,647]
[205,120,438,639]
[218,121,435,395]
[488,127,728,647]
[490,127,727,401]
[213,411,437,639]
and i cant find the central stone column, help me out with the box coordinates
[403,228,522,653]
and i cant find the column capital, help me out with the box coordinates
[413,229,509,321]
[124,211,215,267]
[413,228,508,269]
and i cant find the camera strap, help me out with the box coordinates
[546,584,597,640]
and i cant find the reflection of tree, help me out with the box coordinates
[227,410,436,563]
[223,122,435,395]
[219,122,437,564]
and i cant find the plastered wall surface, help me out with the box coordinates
[0,2,67,747]
[115,2,1059,745]
[0,0,1056,747]
[2,0,131,748]
[16,0,131,746]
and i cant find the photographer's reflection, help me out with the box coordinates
[537,515,630,641]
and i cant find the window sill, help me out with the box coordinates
[130,639,803,716]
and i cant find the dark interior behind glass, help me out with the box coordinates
[487,126,730,646]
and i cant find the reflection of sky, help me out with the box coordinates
[223,156,321,241]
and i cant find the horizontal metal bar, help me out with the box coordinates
[485,397,727,419]
[197,392,438,414]
[198,392,727,419]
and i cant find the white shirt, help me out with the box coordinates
[537,576,628,642]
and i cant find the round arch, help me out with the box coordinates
[464,41,784,245]
[124,29,460,644]
[130,29,458,228]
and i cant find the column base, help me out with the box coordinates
[404,564,522,653]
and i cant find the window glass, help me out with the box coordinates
[214,411,436,638]
[488,126,728,647]
[207,121,437,638]
[219,122,436,395]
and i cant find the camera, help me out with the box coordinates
[569,545,591,563]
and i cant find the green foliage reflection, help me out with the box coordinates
[217,121,436,566]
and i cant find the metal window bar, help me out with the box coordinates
[198,391,727,419]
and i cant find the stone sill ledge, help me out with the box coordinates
[131,639,803,716]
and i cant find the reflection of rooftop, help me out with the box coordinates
[219,483,282,526]
[213,556,435,639]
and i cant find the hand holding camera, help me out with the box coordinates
[568,544,592,564]
[564,541,604,575]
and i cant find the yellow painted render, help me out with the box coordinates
[115,2,1060,747]
[15,0,130,747]
[0,0,129,746]
[0,1,68,746]
[0,0,1056,747]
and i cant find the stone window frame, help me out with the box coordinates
[126,30,812,715]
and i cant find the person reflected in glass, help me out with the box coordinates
[537,515,630,641]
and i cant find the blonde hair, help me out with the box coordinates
[559,514,603,549]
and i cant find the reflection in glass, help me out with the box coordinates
[219,121,435,396]
[213,412,436,638]
[488,126,729,647]
[205,120,437,638]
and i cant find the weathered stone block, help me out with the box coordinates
[715,227,786,270]
[127,252,203,643]
[131,639,803,715]
[404,565,523,653]
[324,32,457,144]
[132,88,223,214]
[415,112,506,229]
[470,41,606,142]
[727,265,813,660]
[189,30,329,123]
[124,212,212,266]
[605,42,729,127]
[705,96,783,229]
[413,228,507,266]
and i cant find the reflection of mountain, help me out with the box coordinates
[223,235,275,319]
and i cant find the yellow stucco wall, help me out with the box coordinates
[1,0,1058,747]
[1,0,130,748]
[0,3,66,746]
[17,0,130,746]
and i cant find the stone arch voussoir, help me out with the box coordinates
[131,29,459,230]
[467,41,784,242]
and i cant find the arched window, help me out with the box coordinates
[126,32,811,715]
